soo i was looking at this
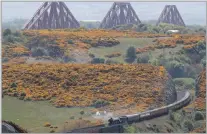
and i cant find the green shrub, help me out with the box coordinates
[3,29,12,36]
[48,46,63,58]
[31,47,47,57]
[10,82,17,88]
[152,27,160,33]
[152,124,160,132]
[13,92,18,97]
[70,116,75,119]
[18,96,25,100]
[194,111,204,121]
[4,35,15,43]
[50,130,55,133]
[182,119,194,132]
[13,31,22,37]
[173,54,191,64]
[20,92,26,97]
[24,97,31,101]
[89,53,95,58]
[181,109,186,116]
[67,40,74,44]
[173,113,182,124]
[137,53,150,63]
[92,99,110,108]
[80,111,85,115]
[201,56,206,67]
[169,111,182,123]
[124,126,136,133]
[136,23,148,32]
[149,58,159,66]
[183,64,202,79]
[173,78,195,90]
[91,58,105,64]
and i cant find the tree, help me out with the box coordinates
[125,46,136,63]
[165,60,185,78]
[4,35,15,43]
[194,111,204,121]
[126,47,136,59]
[3,29,12,36]
[182,120,194,132]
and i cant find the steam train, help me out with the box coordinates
[108,91,191,125]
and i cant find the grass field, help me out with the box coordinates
[89,38,155,63]
[89,37,183,63]
[2,96,96,133]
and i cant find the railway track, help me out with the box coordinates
[68,91,191,133]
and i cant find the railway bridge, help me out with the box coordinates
[23,2,185,30]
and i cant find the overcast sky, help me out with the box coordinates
[2,2,206,25]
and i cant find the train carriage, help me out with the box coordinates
[139,112,151,120]
[150,107,168,117]
[126,114,140,123]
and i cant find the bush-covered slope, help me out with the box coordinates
[2,64,176,111]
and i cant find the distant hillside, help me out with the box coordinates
[2,18,205,31]
[2,19,101,30]
[2,19,28,31]
[142,20,157,25]
[79,21,101,29]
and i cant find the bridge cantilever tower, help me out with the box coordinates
[99,2,141,29]
[23,1,80,30]
[156,5,185,27]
